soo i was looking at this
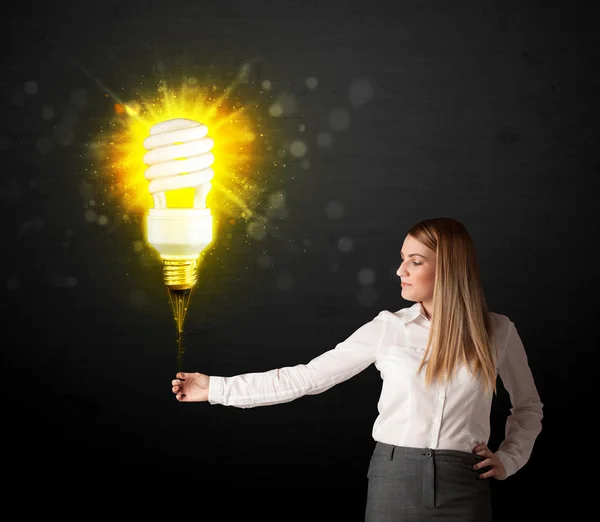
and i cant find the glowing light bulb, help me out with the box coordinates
[143,117,215,291]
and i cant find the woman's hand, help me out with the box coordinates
[472,443,507,480]
[171,372,210,402]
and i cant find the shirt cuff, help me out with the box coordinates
[494,450,517,479]
[208,376,224,405]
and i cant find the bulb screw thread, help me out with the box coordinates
[163,259,198,290]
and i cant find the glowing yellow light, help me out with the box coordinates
[91,79,270,339]
[97,81,264,225]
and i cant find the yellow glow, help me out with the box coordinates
[95,80,266,229]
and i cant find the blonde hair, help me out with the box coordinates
[409,217,497,394]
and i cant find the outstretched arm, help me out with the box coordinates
[205,311,387,408]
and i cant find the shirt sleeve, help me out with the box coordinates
[494,320,544,478]
[207,311,387,408]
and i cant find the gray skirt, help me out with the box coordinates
[365,442,492,522]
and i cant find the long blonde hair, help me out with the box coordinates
[409,217,497,394]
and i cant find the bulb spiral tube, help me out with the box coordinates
[143,118,214,209]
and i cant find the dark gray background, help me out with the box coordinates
[1,0,595,518]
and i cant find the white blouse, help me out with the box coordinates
[208,302,543,478]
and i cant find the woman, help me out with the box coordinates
[171,217,543,521]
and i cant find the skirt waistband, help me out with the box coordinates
[373,441,485,463]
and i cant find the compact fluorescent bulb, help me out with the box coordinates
[143,117,214,290]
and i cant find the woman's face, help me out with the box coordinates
[396,234,437,303]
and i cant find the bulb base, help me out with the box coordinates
[146,208,213,258]
[163,258,198,290]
